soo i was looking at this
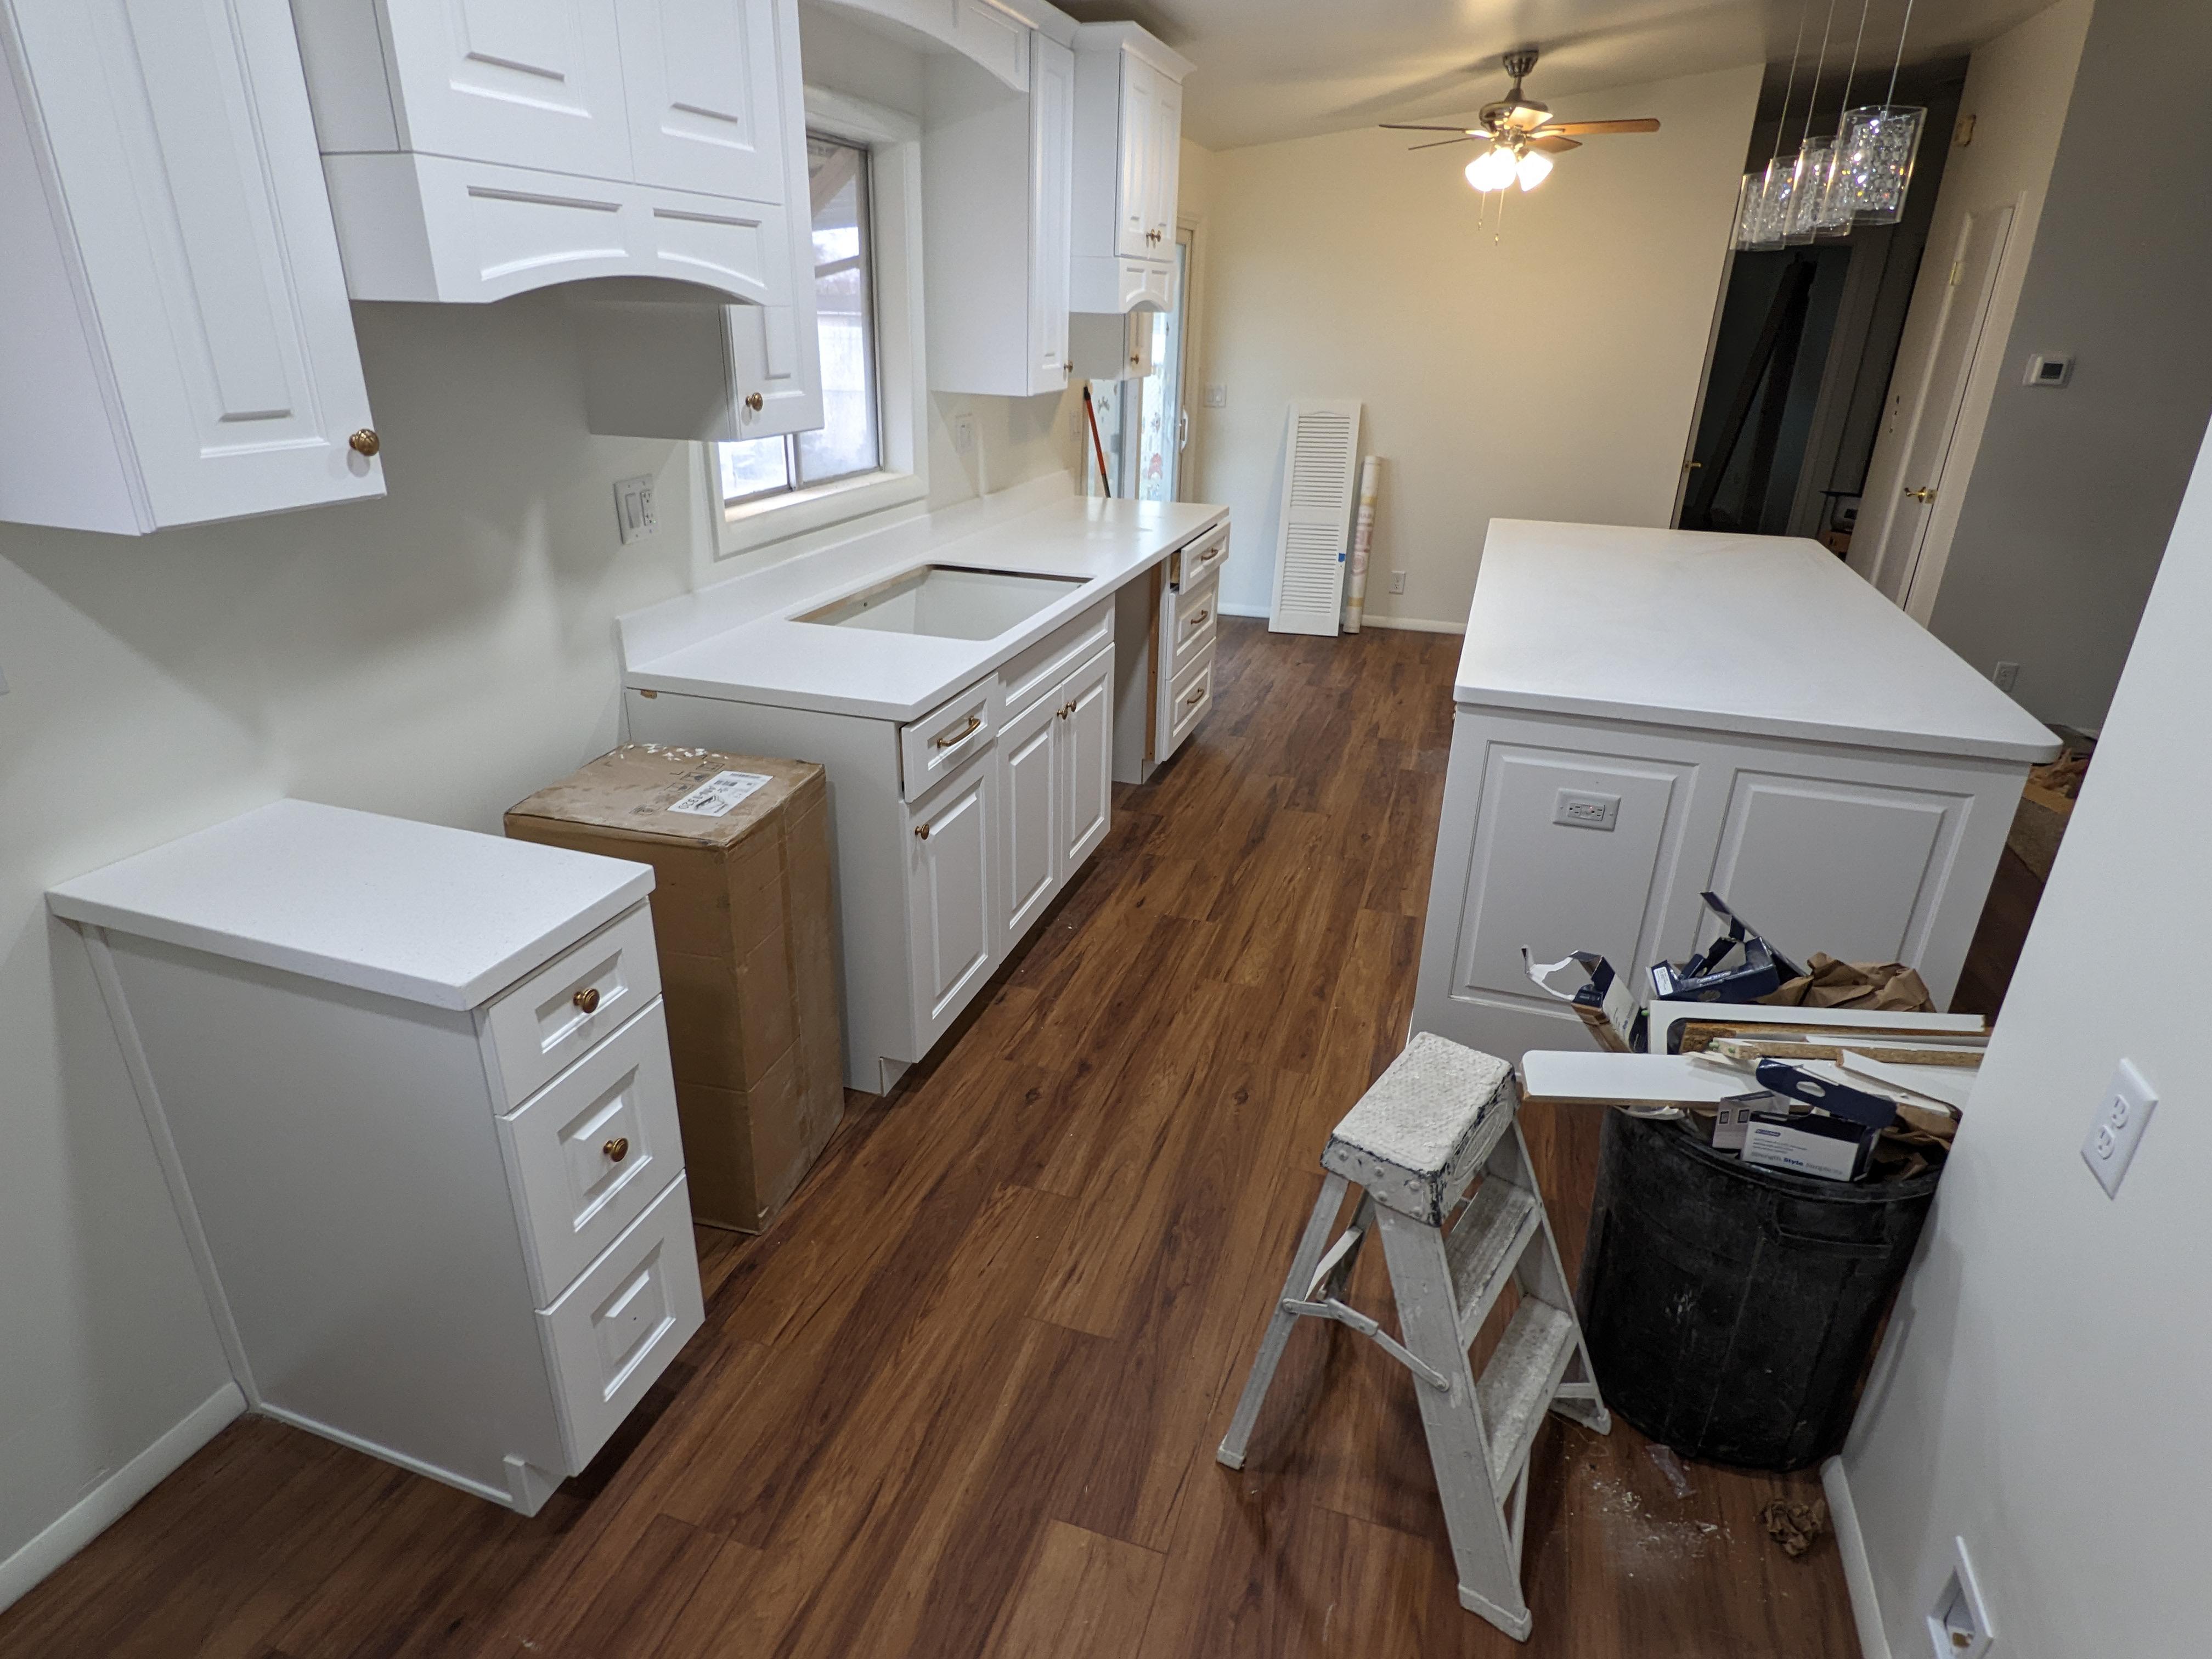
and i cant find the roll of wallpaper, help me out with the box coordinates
[1342,454,1382,633]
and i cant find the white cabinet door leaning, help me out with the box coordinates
[1412,521,2062,1065]
[0,0,380,534]
[1069,21,1191,315]
[46,802,705,1514]
[294,0,812,309]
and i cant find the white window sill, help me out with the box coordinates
[712,465,928,559]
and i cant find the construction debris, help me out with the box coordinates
[1757,1497,1830,1558]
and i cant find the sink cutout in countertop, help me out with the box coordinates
[795,564,1086,641]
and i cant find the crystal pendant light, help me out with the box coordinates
[1809,0,1869,234]
[1836,0,1926,225]
[1781,0,1837,244]
[1740,1,1808,252]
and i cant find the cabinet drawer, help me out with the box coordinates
[998,596,1113,719]
[499,1001,684,1306]
[541,1173,704,1474]
[900,678,1000,802]
[484,904,662,1110]
[1164,569,1220,680]
[1172,522,1229,589]
[1163,644,1216,757]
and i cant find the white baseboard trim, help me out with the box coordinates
[1824,1455,1894,1659]
[0,1381,245,1616]
[256,1402,516,1509]
[1213,602,1468,636]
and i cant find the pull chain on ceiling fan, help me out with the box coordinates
[1380,48,1661,197]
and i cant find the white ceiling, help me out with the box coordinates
[1060,0,2056,150]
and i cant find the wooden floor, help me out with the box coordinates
[0,619,1859,1659]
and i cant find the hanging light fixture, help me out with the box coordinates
[1809,0,1871,233]
[1834,0,1927,225]
[1736,1,1807,251]
[1516,148,1553,190]
[1781,0,1838,244]
[1465,143,1517,191]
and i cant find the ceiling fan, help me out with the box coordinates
[1383,48,1660,193]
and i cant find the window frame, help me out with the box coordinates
[706,88,929,562]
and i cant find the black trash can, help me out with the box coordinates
[1576,1109,1941,1470]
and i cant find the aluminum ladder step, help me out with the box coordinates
[1444,1178,1541,1344]
[1476,1299,1578,1492]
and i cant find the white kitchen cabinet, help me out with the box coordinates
[0,0,381,535]
[46,801,704,1514]
[905,750,998,1054]
[997,639,1112,941]
[292,0,810,309]
[1058,645,1114,870]
[923,31,1074,397]
[1412,520,2063,1065]
[1113,518,1229,783]
[1070,21,1189,315]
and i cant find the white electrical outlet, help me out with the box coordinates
[952,413,976,455]
[1926,1537,1995,1658]
[1553,789,1621,832]
[613,475,656,544]
[1388,571,1407,594]
[1991,661,2020,693]
[1203,383,1227,408]
[2081,1057,2157,1197]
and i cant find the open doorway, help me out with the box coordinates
[1086,228,1193,500]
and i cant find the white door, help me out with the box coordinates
[1268,400,1362,635]
[1146,75,1182,248]
[1866,204,2015,615]
[1114,52,1156,258]
[14,0,382,529]
[1027,33,1075,393]
[1058,649,1115,873]
[379,0,631,180]
[906,758,998,1051]
[1000,696,1060,939]
[614,0,788,203]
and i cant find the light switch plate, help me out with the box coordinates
[952,413,976,455]
[1553,788,1621,831]
[1203,383,1227,408]
[613,475,656,544]
[2081,1057,2156,1197]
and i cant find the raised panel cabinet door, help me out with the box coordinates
[1058,648,1114,872]
[1027,32,1075,393]
[1146,73,1181,246]
[1113,50,1155,258]
[614,0,789,203]
[7,0,381,529]
[1000,696,1060,940]
[905,758,998,1052]
[377,0,631,180]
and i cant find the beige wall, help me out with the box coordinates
[1183,64,1760,628]
[1849,0,2091,618]
[0,5,1079,1598]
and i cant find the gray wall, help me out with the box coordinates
[1926,0,2212,731]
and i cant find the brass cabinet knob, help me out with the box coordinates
[573,986,601,1014]
[915,822,931,839]
[602,1136,629,1163]
[348,428,381,457]
[744,391,765,413]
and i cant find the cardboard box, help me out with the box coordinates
[505,746,844,1233]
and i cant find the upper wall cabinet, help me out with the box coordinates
[1070,21,1190,316]
[1,0,382,535]
[291,0,809,308]
[922,33,1074,397]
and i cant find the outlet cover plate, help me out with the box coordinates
[1553,789,1621,832]
[614,475,656,544]
[2081,1057,2156,1197]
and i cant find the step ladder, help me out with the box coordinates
[1217,1032,1609,1641]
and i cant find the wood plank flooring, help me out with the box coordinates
[0,619,1859,1658]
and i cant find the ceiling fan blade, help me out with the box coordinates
[1534,118,1661,136]
[1527,135,1582,153]
[1379,123,1480,133]
[1408,136,1481,151]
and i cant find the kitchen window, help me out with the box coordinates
[707,90,928,563]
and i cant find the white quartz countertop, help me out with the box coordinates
[1456,520,2062,764]
[627,495,1228,721]
[47,800,654,1009]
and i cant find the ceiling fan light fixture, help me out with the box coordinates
[1466,145,1517,192]
[1516,148,1553,190]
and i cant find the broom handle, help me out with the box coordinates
[1083,385,1111,498]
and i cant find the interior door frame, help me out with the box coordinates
[1171,215,1204,500]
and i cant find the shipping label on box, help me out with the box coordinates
[1742,1111,1874,1182]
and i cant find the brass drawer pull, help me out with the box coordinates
[915,822,931,839]
[1187,608,1209,629]
[602,1136,629,1163]
[1185,686,1205,707]
[933,713,983,749]
[572,986,601,1014]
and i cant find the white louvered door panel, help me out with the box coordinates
[1268,400,1362,636]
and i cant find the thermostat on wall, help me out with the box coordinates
[2024,353,2073,387]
